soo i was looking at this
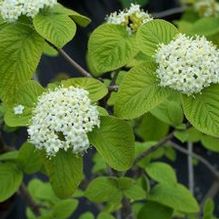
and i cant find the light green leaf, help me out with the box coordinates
[53,4,91,27]
[138,201,173,219]
[114,62,171,119]
[18,142,43,174]
[118,177,146,201]
[0,163,23,202]
[137,19,178,56]
[136,113,169,141]
[149,184,199,213]
[44,150,83,199]
[4,80,45,127]
[203,199,215,219]
[61,78,108,101]
[88,116,135,171]
[85,177,122,203]
[33,7,76,48]
[182,85,219,137]
[188,17,219,36]
[0,23,44,103]
[97,212,115,219]
[201,135,219,153]
[87,24,137,76]
[151,97,184,126]
[52,199,78,219]
[79,212,94,219]
[0,151,18,161]
[145,162,177,185]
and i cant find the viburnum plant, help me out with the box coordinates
[0,1,219,219]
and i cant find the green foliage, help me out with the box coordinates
[88,116,135,171]
[149,184,199,213]
[135,113,169,141]
[203,199,216,219]
[4,80,45,127]
[87,24,137,76]
[33,6,77,48]
[137,19,178,56]
[44,150,83,199]
[0,23,44,103]
[145,162,177,185]
[0,163,23,202]
[138,201,173,219]
[182,85,219,137]
[114,62,172,119]
[18,142,43,174]
[97,212,115,219]
[61,78,108,101]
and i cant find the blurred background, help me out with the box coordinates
[1,0,219,218]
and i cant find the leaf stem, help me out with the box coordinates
[188,142,195,194]
[19,183,41,217]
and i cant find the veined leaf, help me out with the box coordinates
[114,62,172,119]
[87,24,137,76]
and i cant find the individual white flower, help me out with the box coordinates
[106,3,153,34]
[13,104,24,115]
[155,33,219,96]
[27,86,100,157]
[0,0,57,22]
[194,0,219,17]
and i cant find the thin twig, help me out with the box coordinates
[47,41,92,78]
[19,183,41,217]
[121,198,134,219]
[153,6,187,18]
[133,132,174,166]
[169,141,219,180]
[188,142,194,194]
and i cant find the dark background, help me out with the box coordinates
[1,0,219,218]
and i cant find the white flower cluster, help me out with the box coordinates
[155,33,219,95]
[0,0,57,22]
[106,3,153,34]
[28,87,100,157]
[194,0,219,17]
[13,104,24,115]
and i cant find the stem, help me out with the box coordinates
[133,132,174,166]
[121,198,134,219]
[19,183,41,217]
[47,41,92,78]
[188,142,194,194]
[153,6,187,18]
[170,141,219,180]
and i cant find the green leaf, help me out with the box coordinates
[79,212,95,219]
[203,199,215,219]
[53,4,91,27]
[114,62,171,119]
[151,97,184,126]
[44,150,83,199]
[61,78,108,101]
[201,135,219,153]
[97,212,115,219]
[137,19,178,56]
[145,162,177,185]
[136,113,169,141]
[28,179,59,204]
[0,163,23,202]
[88,116,135,171]
[85,177,122,203]
[4,80,45,127]
[149,184,199,213]
[33,7,76,48]
[0,151,18,162]
[138,201,173,219]
[87,24,137,76]
[182,85,219,137]
[188,17,219,36]
[118,177,146,201]
[18,142,43,174]
[52,199,78,219]
[0,23,44,103]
